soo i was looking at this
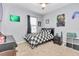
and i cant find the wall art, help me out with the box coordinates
[57,14,65,27]
[10,15,20,22]
[38,21,41,26]
[46,19,49,24]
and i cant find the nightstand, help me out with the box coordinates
[53,36,62,45]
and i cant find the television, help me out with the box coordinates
[10,15,20,22]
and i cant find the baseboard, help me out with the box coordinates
[16,40,26,44]
[62,41,66,46]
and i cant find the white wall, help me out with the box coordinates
[0,3,3,31]
[43,3,79,43]
[2,3,79,45]
[0,3,3,21]
[1,3,42,44]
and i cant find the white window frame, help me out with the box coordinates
[30,16,37,33]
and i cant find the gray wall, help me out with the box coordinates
[1,3,42,44]
[0,3,3,31]
[1,3,79,45]
[43,4,79,43]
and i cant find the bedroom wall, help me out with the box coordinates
[43,3,79,44]
[1,3,42,44]
[0,3,3,31]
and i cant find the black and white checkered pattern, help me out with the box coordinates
[25,29,54,46]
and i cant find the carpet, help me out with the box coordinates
[16,41,79,56]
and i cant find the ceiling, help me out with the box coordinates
[15,3,70,15]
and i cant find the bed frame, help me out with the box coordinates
[24,28,54,49]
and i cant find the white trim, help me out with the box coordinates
[62,41,66,46]
[16,40,26,44]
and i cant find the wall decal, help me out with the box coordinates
[72,11,79,19]
[57,14,65,27]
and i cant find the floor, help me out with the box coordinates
[16,41,79,56]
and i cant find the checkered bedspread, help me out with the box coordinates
[24,29,54,46]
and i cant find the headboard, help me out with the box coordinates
[41,28,54,36]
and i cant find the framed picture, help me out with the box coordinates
[46,19,49,24]
[10,15,20,22]
[38,21,41,26]
[57,14,65,27]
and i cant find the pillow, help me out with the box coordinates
[0,35,5,44]
[45,30,51,35]
[0,32,6,43]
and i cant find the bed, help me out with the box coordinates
[24,28,54,49]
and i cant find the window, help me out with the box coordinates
[30,17,37,33]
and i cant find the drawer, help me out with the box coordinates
[66,38,73,43]
[73,39,79,45]
[73,44,79,51]
[66,43,73,48]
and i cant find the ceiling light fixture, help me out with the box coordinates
[40,3,47,10]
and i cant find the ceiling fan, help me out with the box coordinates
[40,3,48,10]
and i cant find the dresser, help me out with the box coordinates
[66,33,79,51]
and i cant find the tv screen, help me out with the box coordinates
[10,15,20,22]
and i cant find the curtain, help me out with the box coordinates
[27,15,31,34]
